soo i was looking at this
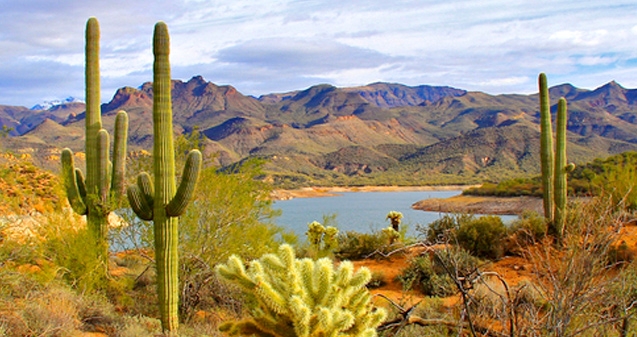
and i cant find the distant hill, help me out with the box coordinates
[3,76,637,187]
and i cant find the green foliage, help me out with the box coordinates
[587,152,637,210]
[509,210,548,244]
[0,125,13,138]
[419,214,506,259]
[335,230,390,260]
[463,177,543,197]
[179,160,283,319]
[367,271,386,289]
[39,212,109,292]
[398,247,482,297]
[216,244,387,337]
[456,215,507,259]
[420,214,472,243]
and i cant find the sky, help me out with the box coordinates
[1,0,637,107]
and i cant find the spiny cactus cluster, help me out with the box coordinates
[539,73,574,240]
[61,17,129,261]
[385,211,403,231]
[126,22,202,332]
[306,221,339,255]
[216,244,387,337]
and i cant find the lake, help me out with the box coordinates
[272,190,490,238]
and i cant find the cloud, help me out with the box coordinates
[1,0,637,106]
[216,38,399,73]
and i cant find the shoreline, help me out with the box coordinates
[270,185,476,201]
[412,195,543,216]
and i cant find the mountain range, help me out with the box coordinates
[2,76,637,187]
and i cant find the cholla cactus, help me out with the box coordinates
[385,211,403,231]
[381,227,400,245]
[306,221,339,258]
[216,244,387,337]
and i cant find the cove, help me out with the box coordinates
[273,190,466,238]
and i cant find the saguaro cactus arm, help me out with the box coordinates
[110,110,129,197]
[127,183,153,221]
[166,149,202,217]
[61,149,87,215]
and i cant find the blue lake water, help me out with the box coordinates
[272,190,506,238]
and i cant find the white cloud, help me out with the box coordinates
[477,76,530,87]
[0,0,637,106]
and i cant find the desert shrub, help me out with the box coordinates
[0,270,119,337]
[38,211,108,292]
[607,240,635,266]
[178,159,284,320]
[419,213,473,243]
[518,197,637,336]
[456,215,507,259]
[509,211,547,244]
[367,270,387,289]
[335,230,389,260]
[399,247,482,297]
[114,315,162,337]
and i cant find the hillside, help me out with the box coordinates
[3,76,637,186]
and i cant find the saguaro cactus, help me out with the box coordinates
[127,21,202,332]
[61,17,129,262]
[216,244,387,337]
[538,73,573,240]
[539,73,554,222]
[553,97,572,238]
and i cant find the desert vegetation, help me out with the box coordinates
[3,17,637,337]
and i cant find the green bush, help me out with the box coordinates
[420,214,472,243]
[398,247,482,297]
[367,271,387,289]
[456,215,507,260]
[509,211,547,245]
[335,230,389,260]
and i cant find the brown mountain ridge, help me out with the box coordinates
[2,76,637,186]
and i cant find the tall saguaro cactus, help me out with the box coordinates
[539,73,554,222]
[61,17,129,262]
[553,97,570,239]
[538,73,573,241]
[127,21,202,332]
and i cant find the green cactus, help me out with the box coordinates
[539,73,573,240]
[216,244,387,337]
[61,17,129,261]
[127,21,202,332]
[553,97,572,239]
[385,211,403,232]
[539,73,554,223]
